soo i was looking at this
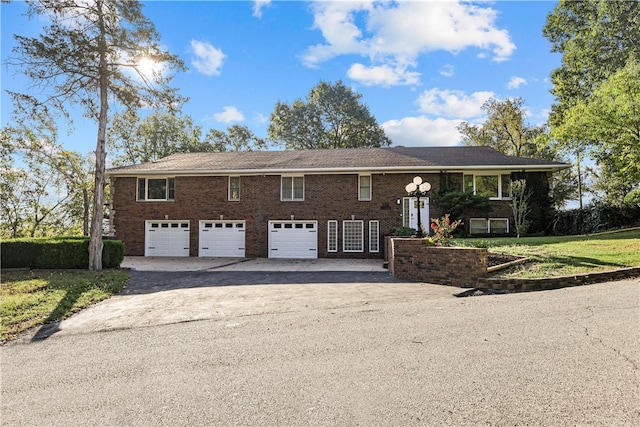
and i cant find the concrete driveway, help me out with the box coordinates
[25,257,459,341]
[120,256,389,272]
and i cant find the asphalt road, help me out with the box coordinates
[2,276,639,426]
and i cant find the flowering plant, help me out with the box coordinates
[430,214,463,247]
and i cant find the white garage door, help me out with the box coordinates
[199,220,246,257]
[145,220,190,257]
[269,221,317,259]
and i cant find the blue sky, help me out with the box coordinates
[1,0,561,156]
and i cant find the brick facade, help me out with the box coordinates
[111,171,528,258]
[114,172,431,257]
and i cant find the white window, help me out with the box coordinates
[469,218,510,235]
[327,220,338,252]
[281,176,304,201]
[228,176,240,201]
[343,220,364,252]
[489,218,509,234]
[358,175,371,201]
[137,177,175,201]
[463,174,512,200]
[369,220,379,253]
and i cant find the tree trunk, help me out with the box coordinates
[89,6,108,271]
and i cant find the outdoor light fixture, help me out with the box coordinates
[405,176,431,238]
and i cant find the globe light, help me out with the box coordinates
[413,176,423,185]
[406,183,417,193]
[419,182,431,192]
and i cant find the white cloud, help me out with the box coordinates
[382,116,464,147]
[507,76,527,89]
[302,1,515,86]
[253,0,271,18]
[213,106,245,123]
[347,63,420,87]
[439,64,455,77]
[417,88,494,119]
[190,40,226,76]
[254,112,269,124]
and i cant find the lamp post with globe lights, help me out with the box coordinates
[405,176,431,238]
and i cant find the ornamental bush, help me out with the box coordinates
[430,214,463,247]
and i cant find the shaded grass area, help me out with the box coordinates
[1,269,129,342]
[459,229,640,278]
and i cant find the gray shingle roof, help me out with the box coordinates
[107,146,569,176]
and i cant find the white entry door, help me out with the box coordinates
[268,221,318,259]
[145,220,190,257]
[199,220,246,257]
[403,197,430,233]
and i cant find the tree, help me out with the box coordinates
[553,59,640,204]
[510,180,531,238]
[108,111,202,166]
[457,97,546,157]
[542,0,640,125]
[457,97,576,209]
[108,115,268,166]
[533,130,581,209]
[0,125,91,238]
[7,0,186,270]
[268,80,391,150]
[204,124,268,152]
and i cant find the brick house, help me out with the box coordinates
[106,146,568,259]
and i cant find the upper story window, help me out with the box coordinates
[463,174,511,200]
[358,175,371,201]
[137,177,175,201]
[281,176,304,201]
[228,176,240,201]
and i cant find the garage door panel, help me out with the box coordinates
[199,221,246,257]
[145,221,190,257]
[269,221,317,259]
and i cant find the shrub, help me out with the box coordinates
[390,226,417,236]
[1,237,124,269]
[433,192,491,222]
[430,214,463,247]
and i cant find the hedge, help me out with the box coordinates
[1,237,125,269]
[553,202,640,235]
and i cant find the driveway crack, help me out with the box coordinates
[567,306,639,371]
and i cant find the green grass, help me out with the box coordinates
[459,229,640,278]
[1,269,129,342]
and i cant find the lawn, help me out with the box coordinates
[1,269,129,342]
[459,229,640,278]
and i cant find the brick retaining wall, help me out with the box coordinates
[387,237,487,287]
[478,267,640,292]
[386,237,639,291]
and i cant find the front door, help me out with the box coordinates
[403,197,430,234]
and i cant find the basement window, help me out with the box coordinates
[469,218,509,235]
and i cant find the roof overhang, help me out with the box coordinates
[106,163,570,177]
